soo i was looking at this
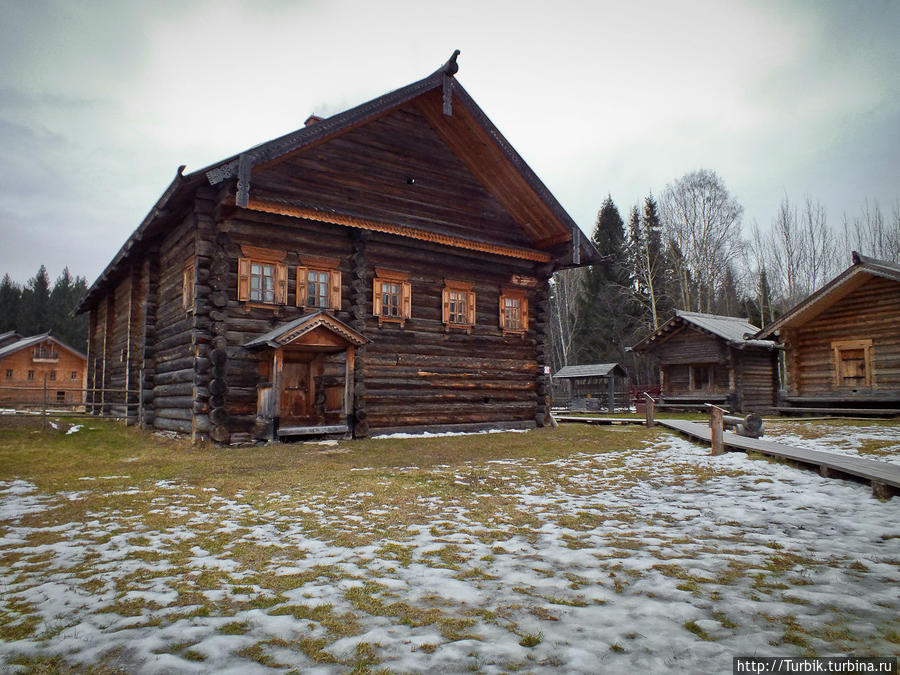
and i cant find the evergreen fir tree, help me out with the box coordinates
[0,274,21,333]
[19,266,51,335]
[571,196,635,364]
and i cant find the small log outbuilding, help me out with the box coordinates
[76,53,599,443]
[756,252,900,413]
[552,363,628,412]
[631,310,779,412]
[0,333,87,405]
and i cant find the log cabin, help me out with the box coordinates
[0,333,87,405]
[76,52,599,443]
[631,310,779,412]
[756,252,900,414]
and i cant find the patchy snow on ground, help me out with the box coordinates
[1,431,898,673]
[766,422,900,466]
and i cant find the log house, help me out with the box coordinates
[756,252,900,412]
[77,53,599,443]
[631,311,779,412]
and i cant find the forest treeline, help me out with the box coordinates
[550,168,900,383]
[0,267,89,351]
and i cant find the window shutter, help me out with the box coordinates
[441,287,450,324]
[238,257,251,301]
[275,264,288,304]
[521,297,529,331]
[182,264,193,310]
[498,295,505,329]
[329,270,342,310]
[296,266,308,307]
[401,281,412,319]
[467,291,476,326]
[372,280,382,316]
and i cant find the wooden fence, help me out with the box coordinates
[0,373,143,429]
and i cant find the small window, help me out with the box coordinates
[237,246,287,306]
[297,257,341,311]
[499,288,528,334]
[27,370,34,381]
[56,391,66,403]
[182,256,195,311]
[442,280,476,332]
[49,370,57,381]
[70,371,78,380]
[373,269,411,327]
[4,369,11,380]
[832,339,873,389]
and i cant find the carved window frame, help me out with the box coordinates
[238,245,288,308]
[499,288,528,336]
[442,280,476,333]
[373,268,411,328]
[296,256,342,312]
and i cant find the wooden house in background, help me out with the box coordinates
[76,53,599,443]
[631,310,779,412]
[0,333,87,405]
[756,252,900,413]
[551,363,628,412]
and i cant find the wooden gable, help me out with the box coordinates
[250,102,535,250]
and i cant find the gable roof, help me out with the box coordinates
[78,52,598,313]
[756,251,900,339]
[0,333,86,361]
[632,310,777,352]
[553,363,627,379]
[244,312,369,350]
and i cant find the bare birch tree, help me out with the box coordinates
[660,169,744,313]
[548,267,585,372]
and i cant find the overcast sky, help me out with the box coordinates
[1,0,898,286]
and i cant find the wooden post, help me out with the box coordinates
[608,374,615,414]
[138,367,144,429]
[644,392,656,427]
[42,373,47,432]
[707,403,727,455]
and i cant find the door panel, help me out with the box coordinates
[281,361,312,424]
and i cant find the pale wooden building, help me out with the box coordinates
[756,252,900,413]
[0,333,87,405]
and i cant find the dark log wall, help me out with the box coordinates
[654,328,726,365]
[149,214,197,434]
[252,104,534,249]
[733,348,777,412]
[783,275,900,400]
[210,207,544,439]
[360,232,541,433]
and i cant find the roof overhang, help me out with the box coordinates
[756,251,900,339]
[77,52,598,313]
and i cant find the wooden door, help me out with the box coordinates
[281,361,313,425]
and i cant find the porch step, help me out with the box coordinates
[278,424,348,438]
[277,424,348,438]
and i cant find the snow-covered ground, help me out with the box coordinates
[1,430,898,673]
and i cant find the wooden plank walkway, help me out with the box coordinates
[659,418,900,498]
[555,416,646,425]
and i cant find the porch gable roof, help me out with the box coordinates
[244,312,369,350]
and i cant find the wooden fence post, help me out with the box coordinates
[644,393,656,427]
[707,403,726,455]
[42,373,47,432]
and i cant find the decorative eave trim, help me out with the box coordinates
[246,199,552,263]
